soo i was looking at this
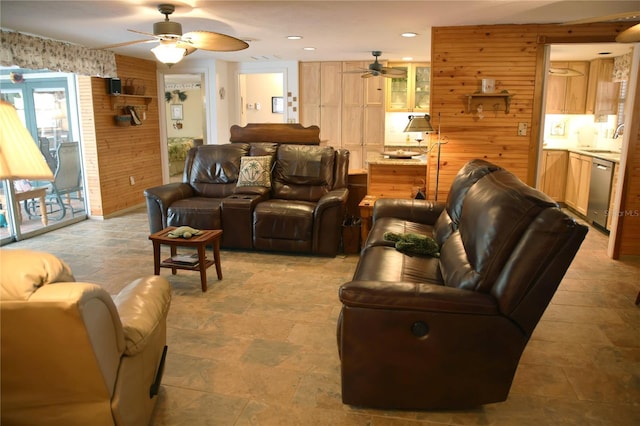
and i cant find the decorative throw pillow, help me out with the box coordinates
[237,155,272,187]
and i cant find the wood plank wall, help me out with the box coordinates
[87,55,162,217]
[430,22,639,256]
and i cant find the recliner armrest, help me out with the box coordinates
[144,182,194,207]
[339,280,497,315]
[113,276,171,356]
[314,187,349,216]
[373,199,445,225]
[144,182,194,233]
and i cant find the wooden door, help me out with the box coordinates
[540,150,567,202]
[320,62,342,146]
[342,61,365,168]
[565,152,580,209]
[299,62,321,127]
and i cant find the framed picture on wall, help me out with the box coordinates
[171,104,183,120]
[272,97,284,114]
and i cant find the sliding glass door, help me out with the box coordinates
[0,69,86,244]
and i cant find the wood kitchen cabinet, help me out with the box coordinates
[546,61,589,114]
[342,61,385,170]
[565,152,592,216]
[385,63,430,112]
[539,149,568,202]
[299,61,342,147]
[300,61,385,170]
[585,58,620,117]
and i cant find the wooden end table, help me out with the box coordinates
[15,187,48,226]
[149,227,223,292]
[358,195,379,244]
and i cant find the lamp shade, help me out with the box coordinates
[0,100,54,180]
[151,41,186,66]
[403,114,434,133]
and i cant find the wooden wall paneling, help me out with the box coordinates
[431,21,638,256]
[299,62,321,127]
[342,61,365,167]
[89,54,162,217]
[319,62,342,146]
[77,76,103,216]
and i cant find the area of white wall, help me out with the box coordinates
[240,73,284,125]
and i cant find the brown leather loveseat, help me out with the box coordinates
[145,124,349,256]
[337,159,588,410]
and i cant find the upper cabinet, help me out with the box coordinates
[385,63,430,112]
[585,58,620,117]
[546,61,589,114]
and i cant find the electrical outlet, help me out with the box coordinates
[518,122,528,136]
[129,176,135,185]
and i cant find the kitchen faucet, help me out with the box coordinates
[614,123,624,139]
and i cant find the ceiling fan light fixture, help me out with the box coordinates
[151,41,186,65]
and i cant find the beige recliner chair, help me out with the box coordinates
[0,249,172,426]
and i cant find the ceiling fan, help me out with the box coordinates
[346,51,408,78]
[563,10,640,42]
[102,3,248,65]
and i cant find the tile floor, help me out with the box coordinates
[4,208,639,425]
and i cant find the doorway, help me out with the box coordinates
[162,73,206,181]
[537,42,634,258]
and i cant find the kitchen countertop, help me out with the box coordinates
[544,147,621,164]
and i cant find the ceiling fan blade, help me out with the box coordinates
[562,11,640,25]
[343,69,370,74]
[98,38,157,49]
[128,29,158,38]
[181,31,248,51]
[361,72,374,78]
[616,22,640,42]
[381,68,407,77]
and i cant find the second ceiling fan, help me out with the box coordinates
[346,51,408,78]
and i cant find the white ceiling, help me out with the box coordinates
[1,1,638,65]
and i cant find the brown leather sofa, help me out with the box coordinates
[1,249,171,425]
[144,124,349,256]
[337,159,588,410]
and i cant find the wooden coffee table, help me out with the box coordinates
[149,227,223,292]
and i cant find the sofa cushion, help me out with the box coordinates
[237,155,273,188]
[353,246,443,285]
[273,145,335,201]
[187,144,249,197]
[440,170,557,292]
[167,197,223,230]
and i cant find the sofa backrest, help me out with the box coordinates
[272,144,343,201]
[438,168,588,334]
[432,159,502,245]
[184,144,250,197]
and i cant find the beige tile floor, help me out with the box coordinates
[5,208,640,425]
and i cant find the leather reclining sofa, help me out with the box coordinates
[145,124,349,256]
[337,159,588,410]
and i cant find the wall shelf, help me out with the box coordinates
[110,94,154,111]
[465,92,513,113]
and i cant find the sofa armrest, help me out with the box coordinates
[144,182,194,233]
[113,276,171,356]
[373,199,445,225]
[339,280,497,315]
[315,187,349,215]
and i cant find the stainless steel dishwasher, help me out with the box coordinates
[587,157,614,229]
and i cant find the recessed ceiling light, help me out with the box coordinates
[303,47,315,51]
[287,36,303,40]
[402,57,413,61]
[401,32,418,38]
[598,51,612,55]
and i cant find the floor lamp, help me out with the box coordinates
[403,112,447,201]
